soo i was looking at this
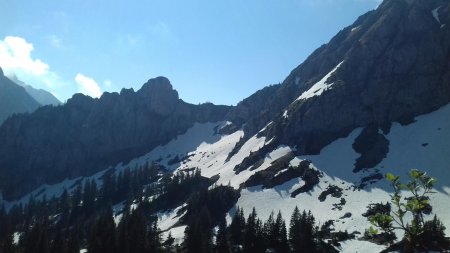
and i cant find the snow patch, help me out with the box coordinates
[13,232,21,245]
[351,25,360,32]
[116,122,224,172]
[195,132,267,188]
[158,205,186,231]
[296,61,344,101]
[161,225,187,245]
[338,240,385,253]
[258,121,273,133]
[432,7,442,25]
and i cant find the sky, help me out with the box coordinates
[0,0,381,105]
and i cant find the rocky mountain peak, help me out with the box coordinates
[0,66,4,77]
[140,76,179,99]
[138,76,180,116]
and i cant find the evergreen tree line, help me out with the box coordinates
[0,163,164,253]
[184,206,351,253]
[0,163,354,253]
[0,164,229,253]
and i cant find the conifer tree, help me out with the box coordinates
[50,227,67,253]
[230,207,245,246]
[289,207,317,253]
[87,206,116,253]
[184,206,213,253]
[243,208,258,252]
[216,218,231,253]
[148,218,162,252]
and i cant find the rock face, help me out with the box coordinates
[0,77,232,200]
[0,68,41,124]
[230,0,450,156]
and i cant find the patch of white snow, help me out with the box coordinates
[338,240,385,253]
[432,7,442,25]
[351,25,360,32]
[13,232,21,245]
[296,61,344,101]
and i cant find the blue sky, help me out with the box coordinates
[0,0,381,105]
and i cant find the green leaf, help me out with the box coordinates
[410,169,423,179]
[369,226,379,235]
[386,173,396,182]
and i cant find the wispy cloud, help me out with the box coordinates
[48,35,64,49]
[75,73,102,98]
[150,21,174,40]
[0,36,49,76]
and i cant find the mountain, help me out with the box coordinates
[9,75,61,106]
[0,76,232,199]
[1,0,450,252]
[0,67,41,124]
[229,0,450,156]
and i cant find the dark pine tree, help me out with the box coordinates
[24,221,50,253]
[229,207,245,247]
[50,227,68,253]
[87,206,116,253]
[66,231,81,253]
[127,209,147,253]
[184,206,213,253]
[243,208,258,253]
[216,218,231,253]
[289,207,318,253]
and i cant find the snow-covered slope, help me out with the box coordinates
[161,102,450,245]
[4,103,450,249]
[234,103,450,248]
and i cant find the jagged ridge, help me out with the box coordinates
[0,77,232,200]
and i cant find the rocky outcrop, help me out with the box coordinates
[254,0,450,155]
[0,77,232,200]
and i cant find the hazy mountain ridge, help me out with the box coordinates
[0,67,41,124]
[9,76,61,106]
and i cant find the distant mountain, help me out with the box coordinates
[9,75,61,106]
[0,67,41,124]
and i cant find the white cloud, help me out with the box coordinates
[75,73,102,98]
[0,36,49,76]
